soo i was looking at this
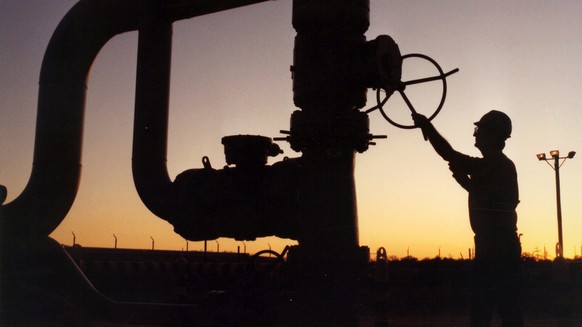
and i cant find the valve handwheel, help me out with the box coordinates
[367,53,459,130]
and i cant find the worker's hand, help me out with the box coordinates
[411,113,429,129]
[411,113,430,141]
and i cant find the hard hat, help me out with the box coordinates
[474,110,512,139]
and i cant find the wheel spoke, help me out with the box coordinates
[403,68,459,86]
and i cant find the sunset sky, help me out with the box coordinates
[1,0,581,259]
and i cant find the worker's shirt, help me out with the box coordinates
[451,152,519,238]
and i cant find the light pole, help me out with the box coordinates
[536,150,576,258]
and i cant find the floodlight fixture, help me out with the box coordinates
[568,151,576,159]
[536,153,546,161]
[550,150,560,158]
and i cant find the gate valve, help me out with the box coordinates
[353,34,459,139]
[365,52,460,136]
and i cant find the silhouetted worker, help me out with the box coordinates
[412,110,523,326]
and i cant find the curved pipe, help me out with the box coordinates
[132,0,276,220]
[1,0,142,238]
[132,21,175,220]
[1,0,271,238]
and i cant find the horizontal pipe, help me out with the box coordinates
[1,0,272,238]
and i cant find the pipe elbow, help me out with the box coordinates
[1,0,144,237]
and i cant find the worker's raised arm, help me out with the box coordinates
[411,113,462,162]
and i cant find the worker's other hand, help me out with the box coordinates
[448,161,464,175]
[449,163,471,191]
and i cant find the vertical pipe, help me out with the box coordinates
[132,19,175,220]
[291,0,369,258]
[299,151,359,254]
[289,2,369,325]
